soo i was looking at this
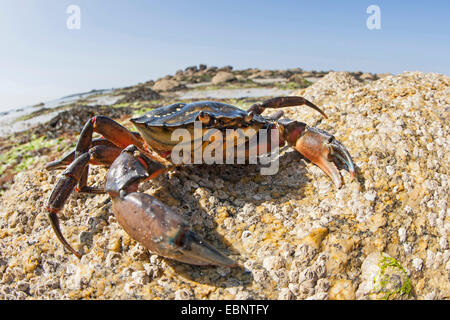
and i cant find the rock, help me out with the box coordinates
[301,227,328,250]
[39,104,133,139]
[116,86,161,103]
[211,71,236,85]
[364,190,377,202]
[356,253,412,300]
[324,235,355,276]
[301,71,315,77]
[364,213,386,233]
[328,279,356,300]
[398,227,407,243]
[152,79,185,92]
[359,73,377,81]
[439,237,447,250]
[131,271,149,285]
[249,70,272,79]
[412,258,423,271]
[79,231,93,246]
[289,74,302,82]
[217,65,233,72]
[288,67,303,73]
[206,66,218,73]
[306,292,328,300]
[16,281,29,292]
[315,279,330,292]
[278,288,294,300]
[32,102,45,108]
[296,71,363,101]
[229,290,248,299]
[262,256,284,271]
[184,65,198,73]
[377,72,392,78]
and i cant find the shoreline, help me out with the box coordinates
[0,67,380,138]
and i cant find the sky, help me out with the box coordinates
[0,0,449,111]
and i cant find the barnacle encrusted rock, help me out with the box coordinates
[0,71,448,300]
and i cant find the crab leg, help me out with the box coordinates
[248,96,328,119]
[75,116,144,154]
[76,145,123,194]
[46,153,90,258]
[46,116,145,193]
[45,138,119,171]
[45,145,124,258]
[105,146,236,267]
[58,116,147,194]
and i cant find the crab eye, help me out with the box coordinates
[197,112,211,125]
[244,111,254,123]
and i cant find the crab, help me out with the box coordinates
[45,96,355,267]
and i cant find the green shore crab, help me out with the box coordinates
[45,96,355,266]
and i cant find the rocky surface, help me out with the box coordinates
[0,67,448,300]
[152,79,186,92]
[211,72,236,85]
[116,86,161,104]
[36,105,135,140]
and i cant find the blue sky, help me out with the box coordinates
[0,0,449,111]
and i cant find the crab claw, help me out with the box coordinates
[111,192,236,267]
[175,229,236,267]
[294,127,355,188]
[105,145,236,267]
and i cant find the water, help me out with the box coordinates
[0,89,114,137]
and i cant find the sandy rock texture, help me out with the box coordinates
[0,71,448,300]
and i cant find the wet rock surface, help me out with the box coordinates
[0,69,448,300]
[116,86,161,104]
[36,105,134,139]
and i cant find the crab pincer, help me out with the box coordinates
[105,146,236,267]
[293,126,355,188]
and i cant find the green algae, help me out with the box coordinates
[0,135,61,175]
[373,256,412,300]
[277,79,313,90]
